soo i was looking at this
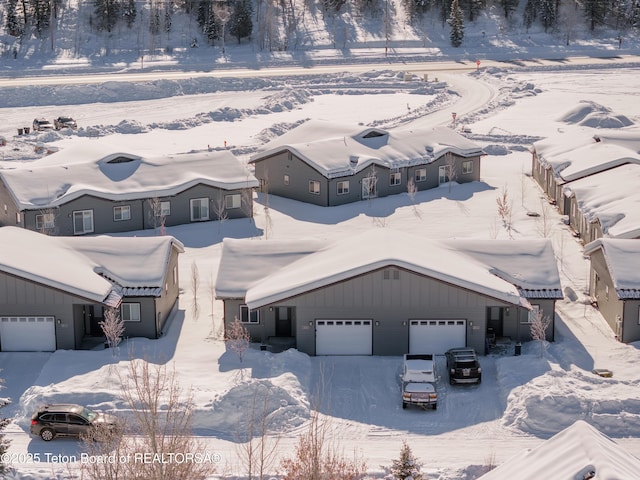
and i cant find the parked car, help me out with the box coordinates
[32,118,54,131]
[445,347,482,385]
[54,116,78,130]
[401,354,438,410]
[30,403,119,441]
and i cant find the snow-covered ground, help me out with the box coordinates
[1,38,640,480]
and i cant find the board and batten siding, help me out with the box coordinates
[0,270,81,349]
[589,249,626,340]
[285,267,510,355]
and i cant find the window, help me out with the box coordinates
[526,305,540,324]
[438,166,450,185]
[415,168,426,182]
[383,268,400,280]
[36,213,55,230]
[173,265,178,285]
[73,210,94,235]
[284,174,290,186]
[160,201,171,217]
[337,181,349,195]
[309,181,320,195]
[121,303,141,322]
[390,172,401,186]
[462,161,473,174]
[190,198,209,221]
[240,305,259,323]
[113,205,131,221]
[16,212,22,224]
[225,194,241,209]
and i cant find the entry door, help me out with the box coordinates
[487,307,504,337]
[276,307,292,337]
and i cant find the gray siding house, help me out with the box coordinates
[0,145,259,236]
[531,129,640,215]
[249,122,483,206]
[0,227,183,351]
[215,230,562,356]
[584,239,640,343]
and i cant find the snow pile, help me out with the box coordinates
[558,100,633,128]
[500,360,640,438]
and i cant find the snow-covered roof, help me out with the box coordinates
[563,163,640,238]
[215,230,562,309]
[0,227,183,303]
[478,420,640,480]
[0,144,259,210]
[249,120,483,179]
[584,238,640,299]
[533,127,640,183]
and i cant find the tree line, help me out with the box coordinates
[3,0,639,52]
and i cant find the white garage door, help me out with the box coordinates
[316,319,372,355]
[409,319,466,355]
[0,316,56,352]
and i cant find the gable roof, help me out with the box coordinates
[0,144,259,210]
[533,127,640,184]
[563,163,640,239]
[215,230,562,309]
[584,238,640,299]
[0,227,183,303]
[478,420,640,480]
[249,120,483,179]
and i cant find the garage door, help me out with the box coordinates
[0,316,56,352]
[316,319,372,355]
[409,319,466,355]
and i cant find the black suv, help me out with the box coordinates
[445,347,482,385]
[30,404,119,441]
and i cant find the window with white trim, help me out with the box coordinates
[337,181,349,195]
[160,201,171,217]
[390,172,401,186]
[415,168,426,182]
[284,174,290,186]
[525,305,540,324]
[73,210,94,235]
[462,161,473,174]
[16,212,22,224]
[240,305,259,323]
[309,181,320,195]
[190,198,209,221]
[113,205,131,221]
[225,194,241,209]
[121,303,141,322]
[173,265,178,285]
[36,213,55,230]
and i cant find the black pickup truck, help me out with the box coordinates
[445,347,482,385]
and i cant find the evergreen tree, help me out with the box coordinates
[6,0,23,37]
[165,7,173,34]
[197,0,211,31]
[449,0,464,47]
[150,6,161,34]
[230,0,253,43]
[539,0,557,31]
[33,0,51,36]
[523,0,538,29]
[583,0,608,30]
[94,0,120,32]
[389,441,424,480]
[501,0,518,18]
[0,379,10,476]
[122,0,137,28]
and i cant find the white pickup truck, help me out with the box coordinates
[401,354,438,410]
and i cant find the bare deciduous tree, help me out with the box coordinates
[236,383,281,479]
[148,197,167,235]
[213,191,228,234]
[444,152,458,193]
[496,186,514,238]
[99,307,125,356]
[191,261,200,320]
[213,1,232,54]
[225,316,250,362]
[530,309,552,358]
[363,166,378,207]
[536,199,554,238]
[36,207,58,236]
[406,177,422,219]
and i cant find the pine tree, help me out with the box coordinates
[539,0,557,31]
[0,378,10,476]
[583,0,608,30]
[448,0,464,47]
[389,441,424,480]
[501,0,518,18]
[230,0,253,43]
[523,0,538,29]
[33,0,51,36]
[94,0,120,32]
[6,0,23,37]
[122,0,137,28]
